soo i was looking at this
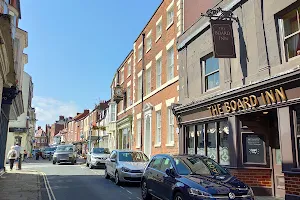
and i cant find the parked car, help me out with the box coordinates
[105,150,149,185]
[52,144,77,165]
[42,147,56,158]
[86,147,110,169]
[141,154,255,200]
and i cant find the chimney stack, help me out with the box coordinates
[84,109,89,114]
[59,116,64,121]
[38,126,41,130]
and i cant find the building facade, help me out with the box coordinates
[49,116,66,145]
[34,126,47,149]
[6,72,34,158]
[174,0,300,198]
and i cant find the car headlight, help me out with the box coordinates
[91,155,96,160]
[247,187,254,197]
[53,154,57,157]
[69,154,73,157]
[121,167,131,172]
[188,188,212,197]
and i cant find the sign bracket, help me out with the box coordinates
[201,7,239,22]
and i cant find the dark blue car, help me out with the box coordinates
[141,154,254,200]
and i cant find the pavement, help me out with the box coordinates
[0,158,284,200]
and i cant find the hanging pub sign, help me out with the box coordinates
[210,19,236,58]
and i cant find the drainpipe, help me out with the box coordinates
[140,33,146,151]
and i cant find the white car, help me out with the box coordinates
[86,147,110,169]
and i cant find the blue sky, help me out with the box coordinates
[18,0,162,128]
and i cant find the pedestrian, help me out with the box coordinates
[23,150,27,161]
[14,143,21,170]
[7,146,17,170]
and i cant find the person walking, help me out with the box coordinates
[23,150,28,161]
[7,146,17,170]
[14,143,21,170]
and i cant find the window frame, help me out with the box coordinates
[136,119,142,148]
[110,104,116,122]
[156,20,162,42]
[201,54,220,92]
[167,47,174,81]
[146,32,152,53]
[127,61,131,77]
[127,86,131,107]
[138,46,143,62]
[156,57,162,88]
[137,75,142,100]
[166,2,174,29]
[145,67,151,95]
[167,107,175,144]
[156,110,162,145]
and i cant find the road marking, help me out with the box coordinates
[41,171,57,200]
[40,172,52,200]
[136,197,142,200]
[120,186,125,189]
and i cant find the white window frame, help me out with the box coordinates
[136,119,141,148]
[167,107,174,144]
[156,110,162,145]
[166,0,174,29]
[145,67,151,95]
[167,46,174,81]
[202,54,220,91]
[110,104,116,122]
[146,30,152,53]
[120,100,123,111]
[156,57,162,88]
[127,60,131,77]
[138,43,143,62]
[137,75,142,100]
[156,16,162,42]
[127,86,131,107]
[120,69,124,84]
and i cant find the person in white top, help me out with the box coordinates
[14,143,21,170]
[7,146,17,170]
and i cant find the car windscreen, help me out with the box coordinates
[174,156,229,176]
[56,146,73,152]
[92,148,110,154]
[118,152,149,162]
[45,147,56,151]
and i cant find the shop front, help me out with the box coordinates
[116,115,132,150]
[173,70,300,198]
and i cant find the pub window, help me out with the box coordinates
[196,125,205,155]
[202,54,219,91]
[242,133,266,164]
[296,108,300,165]
[187,126,195,154]
[281,6,300,61]
[219,121,230,165]
[207,122,217,161]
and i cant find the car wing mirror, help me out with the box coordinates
[110,158,116,162]
[165,168,175,177]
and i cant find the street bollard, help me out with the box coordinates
[18,154,22,170]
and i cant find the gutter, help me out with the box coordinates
[140,33,146,150]
[177,0,242,50]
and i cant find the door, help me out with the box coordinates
[107,151,116,175]
[147,157,163,197]
[159,157,175,200]
[272,121,285,198]
[144,115,151,158]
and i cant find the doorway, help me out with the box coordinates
[144,115,151,158]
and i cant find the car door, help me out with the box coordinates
[159,157,176,200]
[87,149,92,164]
[147,156,163,198]
[107,151,116,175]
[111,151,118,176]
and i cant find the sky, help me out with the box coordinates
[18,0,162,129]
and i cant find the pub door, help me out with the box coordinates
[270,113,285,198]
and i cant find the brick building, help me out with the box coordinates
[49,116,66,145]
[173,0,300,198]
[66,110,89,144]
[34,126,47,149]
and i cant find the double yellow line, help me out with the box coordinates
[40,171,56,200]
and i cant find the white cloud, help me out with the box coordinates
[32,96,79,129]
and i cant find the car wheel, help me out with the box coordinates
[105,168,110,179]
[115,171,121,185]
[86,162,89,167]
[141,180,151,200]
[52,160,56,165]
[174,192,184,200]
[74,160,77,164]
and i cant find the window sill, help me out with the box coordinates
[138,58,142,63]
[205,86,220,93]
[154,143,161,147]
[127,74,131,78]
[166,21,174,30]
[155,35,161,43]
[166,142,175,147]
[135,146,141,149]
[146,47,151,53]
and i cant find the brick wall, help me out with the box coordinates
[230,168,272,188]
[285,173,300,196]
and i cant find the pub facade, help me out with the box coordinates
[173,0,300,199]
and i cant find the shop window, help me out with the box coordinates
[242,133,266,164]
[197,125,205,155]
[207,123,217,161]
[202,55,219,91]
[281,6,300,61]
[219,121,230,165]
[187,126,195,154]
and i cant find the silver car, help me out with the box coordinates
[105,150,149,185]
[52,144,77,165]
[86,147,110,169]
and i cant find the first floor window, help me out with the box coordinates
[167,107,174,144]
[202,54,219,91]
[146,68,151,95]
[282,6,300,60]
[137,119,141,147]
[156,111,161,144]
[138,75,142,100]
[167,47,174,81]
[156,57,162,88]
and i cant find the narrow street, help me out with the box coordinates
[21,159,142,200]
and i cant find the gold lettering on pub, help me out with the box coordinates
[208,87,287,116]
